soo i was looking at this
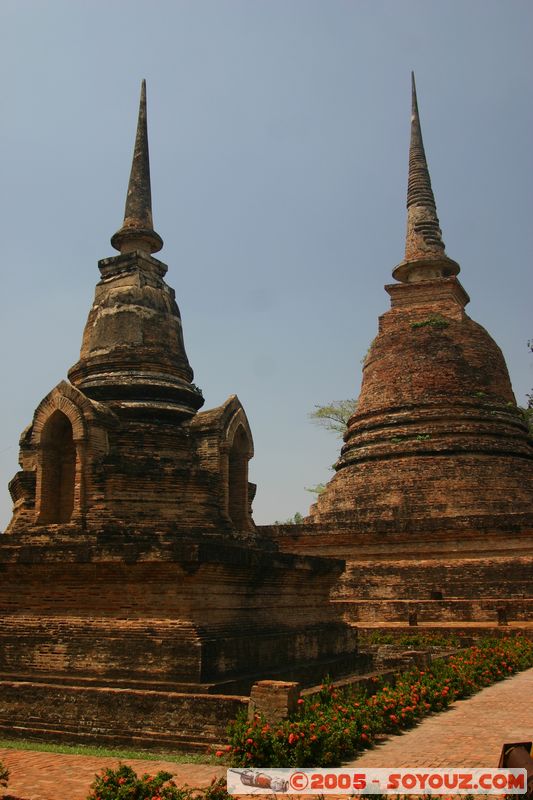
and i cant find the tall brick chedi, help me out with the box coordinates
[308,73,533,531]
[9,81,235,533]
[264,76,532,627]
[0,83,359,748]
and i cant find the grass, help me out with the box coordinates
[0,737,217,764]
[358,630,463,649]
[410,315,449,330]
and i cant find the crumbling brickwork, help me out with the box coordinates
[308,277,532,529]
[0,81,360,749]
[271,76,533,626]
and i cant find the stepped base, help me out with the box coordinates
[0,529,360,747]
[335,598,533,625]
[0,679,246,751]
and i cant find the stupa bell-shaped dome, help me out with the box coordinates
[309,75,533,530]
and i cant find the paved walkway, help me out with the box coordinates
[0,669,532,799]
[345,666,533,768]
[0,751,226,800]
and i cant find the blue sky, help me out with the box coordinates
[1,0,532,529]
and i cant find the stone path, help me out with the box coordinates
[0,750,226,800]
[345,666,533,768]
[0,669,532,800]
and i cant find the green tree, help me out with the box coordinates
[273,512,304,525]
[520,339,533,435]
[308,399,357,437]
[305,482,326,496]
[305,399,357,497]
[523,393,533,434]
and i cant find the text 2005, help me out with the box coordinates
[310,773,367,790]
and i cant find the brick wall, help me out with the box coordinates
[0,532,360,693]
[0,680,246,749]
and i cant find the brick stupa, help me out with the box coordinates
[269,75,533,625]
[0,82,359,749]
[308,73,532,531]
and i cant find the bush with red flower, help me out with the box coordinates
[0,759,9,791]
[226,635,533,767]
[87,764,229,800]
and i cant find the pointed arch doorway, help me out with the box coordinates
[38,410,76,524]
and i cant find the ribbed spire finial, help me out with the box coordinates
[407,72,440,215]
[111,80,164,255]
[393,72,459,283]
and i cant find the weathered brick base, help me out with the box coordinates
[0,527,363,747]
[0,680,246,750]
[266,522,533,625]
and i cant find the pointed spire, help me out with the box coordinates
[111,80,164,255]
[393,72,459,283]
[407,72,441,217]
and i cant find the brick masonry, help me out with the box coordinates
[1,668,532,800]
[0,83,361,749]
[2,79,532,752]
[269,80,533,626]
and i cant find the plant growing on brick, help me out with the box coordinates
[410,315,449,330]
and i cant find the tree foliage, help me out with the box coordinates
[306,400,356,497]
[521,339,533,435]
[523,395,533,435]
[308,399,357,437]
[273,512,304,525]
[305,482,326,496]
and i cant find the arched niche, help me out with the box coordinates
[227,424,252,531]
[37,410,76,524]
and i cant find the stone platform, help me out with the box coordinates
[0,528,362,749]
[266,522,533,626]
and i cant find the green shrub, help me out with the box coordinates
[87,764,230,800]
[359,630,461,649]
[0,759,9,789]
[226,635,533,768]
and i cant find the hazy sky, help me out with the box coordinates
[1,0,532,530]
